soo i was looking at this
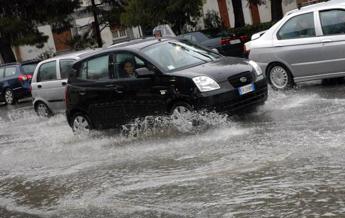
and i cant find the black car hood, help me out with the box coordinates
[170,57,253,82]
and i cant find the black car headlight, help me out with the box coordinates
[192,76,221,92]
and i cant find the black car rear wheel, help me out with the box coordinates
[4,89,15,105]
[72,113,92,135]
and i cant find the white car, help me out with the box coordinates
[31,51,92,117]
[247,0,345,90]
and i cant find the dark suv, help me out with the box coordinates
[66,38,267,132]
[0,60,40,104]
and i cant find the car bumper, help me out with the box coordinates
[194,79,268,113]
[13,87,31,99]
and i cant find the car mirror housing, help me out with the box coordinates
[135,67,155,77]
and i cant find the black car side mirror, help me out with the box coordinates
[135,67,155,77]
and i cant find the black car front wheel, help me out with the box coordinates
[71,113,92,135]
[4,89,15,105]
[170,102,195,132]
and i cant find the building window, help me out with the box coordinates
[111,28,127,39]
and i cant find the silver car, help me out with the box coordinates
[31,51,91,117]
[247,0,345,90]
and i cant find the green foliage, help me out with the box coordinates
[203,10,224,30]
[121,0,203,34]
[0,0,80,46]
[230,22,276,38]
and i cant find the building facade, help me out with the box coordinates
[3,0,325,63]
[200,0,324,29]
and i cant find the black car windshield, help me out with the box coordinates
[21,63,38,75]
[142,41,221,72]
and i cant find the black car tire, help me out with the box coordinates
[170,102,196,132]
[267,64,294,90]
[4,89,16,105]
[35,102,52,118]
[71,113,92,135]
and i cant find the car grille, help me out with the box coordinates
[228,71,254,88]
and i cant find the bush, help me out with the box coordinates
[201,21,276,39]
[230,22,276,38]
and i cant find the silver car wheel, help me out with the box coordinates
[72,115,90,134]
[270,66,289,89]
[4,89,14,104]
[37,103,50,117]
[171,105,194,132]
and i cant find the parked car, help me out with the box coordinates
[247,0,345,90]
[65,38,267,133]
[178,31,248,57]
[31,51,92,117]
[0,60,40,105]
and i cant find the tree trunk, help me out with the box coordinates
[0,39,16,63]
[91,0,103,48]
[271,0,283,22]
[232,0,245,28]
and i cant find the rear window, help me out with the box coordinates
[21,63,38,75]
[0,68,4,79]
[4,66,17,77]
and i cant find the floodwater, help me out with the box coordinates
[1,82,345,217]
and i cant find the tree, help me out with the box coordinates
[121,0,203,34]
[0,0,80,63]
[204,10,223,30]
[81,0,126,47]
[231,0,245,28]
[271,0,283,21]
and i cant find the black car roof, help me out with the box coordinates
[77,37,176,61]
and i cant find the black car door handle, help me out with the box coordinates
[62,82,67,86]
[37,85,42,89]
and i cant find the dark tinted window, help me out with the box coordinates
[60,59,75,79]
[78,55,110,80]
[4,66,17,77]
[320,9,345,35]
[21,63,38,75]
[0,68,4,79]
[278,13,316,40]
[114,52,147,79]
[38,61,57,82]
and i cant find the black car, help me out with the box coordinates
[178,31,248,57]
[0,60,40,104]
[65,38,267,132]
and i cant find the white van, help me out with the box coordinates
[31,51,92,117]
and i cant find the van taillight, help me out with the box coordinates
[18,74,28,82]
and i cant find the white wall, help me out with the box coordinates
[17,25,56,61]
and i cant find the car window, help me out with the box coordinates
[37,61,57,82]
[277,13,316,40]
[60,59,75,79]
[78,55,110,80]
[182,34,192,41]
[21,63,38,75]
[0,68,4,79]
[4,66,17,77]
[142,41,220,72]
[114,52,147,79]
[320,9,345,35]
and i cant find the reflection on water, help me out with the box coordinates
[1,84,345,217]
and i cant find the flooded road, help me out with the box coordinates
[1,82,345,217]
